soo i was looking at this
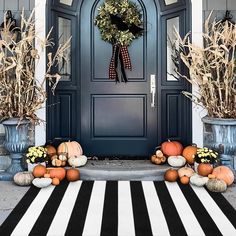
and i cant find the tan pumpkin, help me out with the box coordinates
[66,168,80,182]
[182,145,197,164]
[164,169,179,182]
[57,141,83,158]
[47,167,66,181]
[32,164,47,178]
[45,145,57,156]
[151,155,157,163]
[197,163,213,177]
[13,171,34,186]
[212,166,234,186]
[161,140,183,156]
[178,166,195,178]
[52,158,62,167]
[206,179,227,192]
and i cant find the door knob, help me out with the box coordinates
[150,74,156,108]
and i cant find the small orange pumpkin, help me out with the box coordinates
[182,145,197,164]
[57,141,83,158]
[164,169,179,182]
[66,168,80,182]
[47,167,66,181]
[161,140,183,156]
[197,163,213,177]
[45,145,57,156]
[180,175,190,185]
[212,166,234,186]
[32,164,47,178]
[52,177,60,186]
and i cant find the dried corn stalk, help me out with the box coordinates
[0,10,71,124]
[174,13,236,118]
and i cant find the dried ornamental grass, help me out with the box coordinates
[174,13,236,118]
[0,10,71,124]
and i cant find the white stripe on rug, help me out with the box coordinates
[142,181,170,236]
[82,181,106,236]
[192,185,236,235]
[118,181,135,236]
[11,185,55,236]
[165,182,205,236]
[47,181,82,236]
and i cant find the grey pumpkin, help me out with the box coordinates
[206,179,227,192]
[13,171,34,186]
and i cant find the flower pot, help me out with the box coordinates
[202,116,236,181]
[0,118,30,180]
[27,162,46,172]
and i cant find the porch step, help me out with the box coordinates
[78,160,169,181]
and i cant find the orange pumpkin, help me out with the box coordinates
[164,169,179,182]
[197,163,213,177]
[32,164,47,178]
[52,177,60,186]
[182,145,197,164]
[47,167,66,181]
[45,145,57,156]
[161,140,183,156]
[212,166,234,186]
[66,168,80,182]
[57,141,83,158]
[180,175,190,185]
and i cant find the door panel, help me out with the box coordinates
[80,0,157,157]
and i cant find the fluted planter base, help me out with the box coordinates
[0,118,30,181]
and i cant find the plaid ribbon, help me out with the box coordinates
[109,45,132,82]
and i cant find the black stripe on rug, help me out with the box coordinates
[177,182,222,236]
[100,181,118,236]
[29,180,69,235]
[154,181,188,236]
[206,187,236,229]
[130,181,152,236]
[65,181,94,236]
[0,186,40,235]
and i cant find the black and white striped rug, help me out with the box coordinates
[1,181,236,236]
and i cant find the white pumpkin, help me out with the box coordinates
[14,171,34,186]
[167,155,186,167]
[68,155,87,167]
[32,178,52,188]
[190,174,209,187]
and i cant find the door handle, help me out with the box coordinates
[150,74,156,107]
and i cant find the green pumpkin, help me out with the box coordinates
[206,179,227,192]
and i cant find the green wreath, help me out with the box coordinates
[94,0,143,46]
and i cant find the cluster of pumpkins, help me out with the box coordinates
[14,165,80,188]
[46,141,87,168]
[151,140,235,192]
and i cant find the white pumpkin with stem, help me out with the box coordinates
[68,155,87,167]
[167,155,186,167]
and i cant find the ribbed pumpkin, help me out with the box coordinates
[47,167,66,181]
[206,179,227,192]
[13,172,34,186]
[161,140,183,156]
[182,145,197,164]
[57,141,83,158]
[212,166,234,186]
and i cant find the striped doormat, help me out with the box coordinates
[0,181,236,236]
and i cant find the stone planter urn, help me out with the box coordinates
[202,116,236,180]
[0,118,31,180]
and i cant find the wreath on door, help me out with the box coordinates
[95,0,143,82]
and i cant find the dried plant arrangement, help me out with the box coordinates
[0,10,71,124]
[174,12,236,118]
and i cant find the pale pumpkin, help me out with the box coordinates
[167,155,186,167]
[178,166,195,178]
[32,178,52,188]
[182,145,197,164]
[212,166,234,186]
[190,174,209,187]
[161,140,183,156]
[68,155,87,167]
[164,169,179,182]
[206,179,227,192]
[13,171,34,186]
[57,141,83,158]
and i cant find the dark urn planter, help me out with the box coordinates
[0,118,30,180]
[202,116,236,180]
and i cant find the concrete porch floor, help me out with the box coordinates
[0,160,236,226]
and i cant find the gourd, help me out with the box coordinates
[68,155,87,167]
[32,164,47,178]
[167,155,186,167]
[197,163,213,177]
[13,172,34,186]
[52,158,62,167]
[182,145,197,164]
[57,141,83,158]
[190,174,209,187]
[164,169,179,182]
[47,167,66,181]
[180,175,190,185]
[32,178,52,188]
[178,166,194,178]
[161,140,183,156]
[206,179,227,192]
[66,168,80,182]
[150,152,166,165]
[212,166,234,186]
